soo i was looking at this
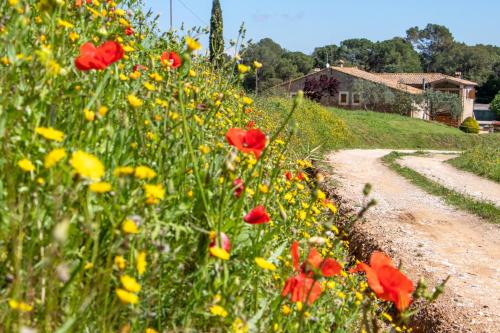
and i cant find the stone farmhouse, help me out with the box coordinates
[276,64,478,126]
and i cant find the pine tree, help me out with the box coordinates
[209,0,224,67]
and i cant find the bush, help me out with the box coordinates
[459,116,480,133]
[491,91,500,117]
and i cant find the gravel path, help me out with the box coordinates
[326,149,500,332]
[398,154,500,207]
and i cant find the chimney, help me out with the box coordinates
[454,71,462,79]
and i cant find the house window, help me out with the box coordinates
[339,92,349,105]
[352,93,361,105]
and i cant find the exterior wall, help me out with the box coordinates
[280,69,362,109]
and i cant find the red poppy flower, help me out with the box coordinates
[125,27,134,36]
[209,232,231,254]
[233,178,244,198]
[281,272,322,305]
[284,171,293,181]
[246,120,256,129]
[225,128,267,159]
[243,205,270,224]
[160,51,182,68]
[350,252,414,311]
[75,41,124,71]
[297,172,305,181]
[282,241,341,304]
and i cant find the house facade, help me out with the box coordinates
[276,66,477,126]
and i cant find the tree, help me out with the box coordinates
[303,75,339,102]
[423,90,463,120]
[209,0,224,67]
[284,52,314,76]
[337,39,374,69]
[491,91,500,117]
[406,24,455,71]
[369,38,422,73]
[352,80,396,110]
[312,45,339,68]
[477,62,500,103]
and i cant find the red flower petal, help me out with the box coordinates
[320,258,342,277]
[225,128,267,159]
[291,241,300,271]
[98,41,124,66]
[75,41,123,71]
[161,51,182,69]
[209,232,231,254]
[243,205,270,224]
[307,248,324,270]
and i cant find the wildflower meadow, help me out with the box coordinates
[0,0,444,332]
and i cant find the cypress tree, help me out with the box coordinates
[209,0,224,67]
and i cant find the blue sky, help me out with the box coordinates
[144,0,500,54]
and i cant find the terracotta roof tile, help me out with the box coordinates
[376,73,477,86]
[330,67,423,95]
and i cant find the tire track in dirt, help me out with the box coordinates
[326,149,500,332]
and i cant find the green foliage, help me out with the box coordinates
[449,141,500,182]
[423,90,463,120]
[491,91,500,116]
[459,117,480,133]
[209,0,224,67]
[241,38,312,91]
[368,38,422,73]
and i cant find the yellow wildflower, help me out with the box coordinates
[35,127,64,142]
[57,19,74,29]
[69,31,79,42]
[146,329,159,333]
[37,177,45,185]
[44,148,66,169]
[123,45,135,53]
[119,73,129,81]
[144,184,165,204]
[143,81,156,91]
[84,109,95,121]
[8,0,19,6]
[231,318,249,333]
[134,166,156,180]
[128,94,143,108]
[209,247,230,260]
[186,37,201,52]
[281,304,291,315]
[253,61,263,69]
[114,256,126,270]
[116,288,139,304]
[254,257,277,271]
[84,262,94,270]
[136,251,147,276]
[120,275,141,293]
[114,166,134,177]
[242,96,253,105]
[89,182,112,193]
[122,219,139,234]
[69,150,105,180]
[8,299,33,312]
[209,305,228,318]
[98,106,109,117]
[129,71,141,80]
[237,64,250,74]
[18,159,35,172]
[199,145,210,154]
[149,72,163,82]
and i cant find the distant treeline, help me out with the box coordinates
[241,24,500,103]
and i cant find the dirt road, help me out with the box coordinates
[399,153,500,207]
[326,149,500,332]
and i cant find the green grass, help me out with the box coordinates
[383,152,500,224]
[448,142,500,182]
[328,108,500,150]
